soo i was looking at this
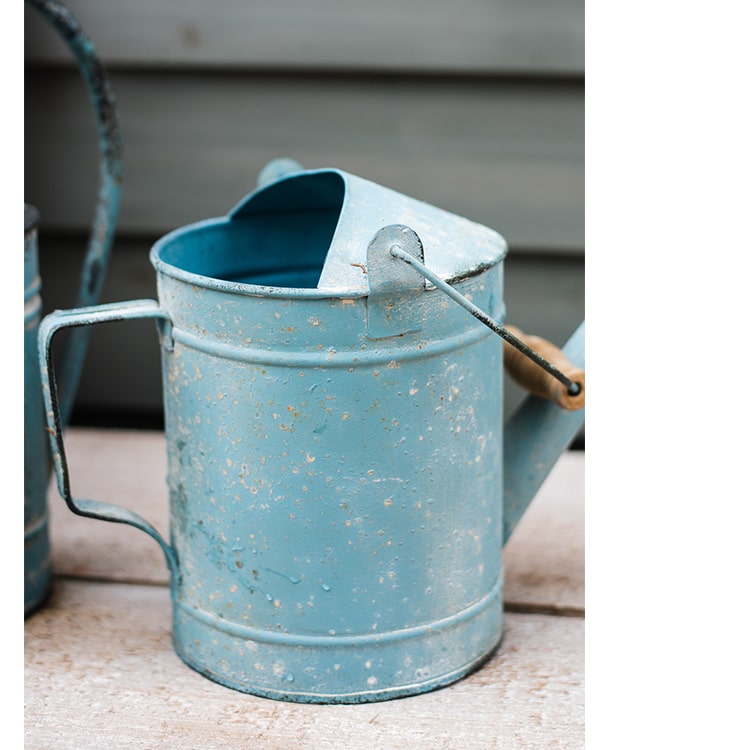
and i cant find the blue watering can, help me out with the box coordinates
[24,0,122,615]
[38,159,584,703]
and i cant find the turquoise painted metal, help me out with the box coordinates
[38,162,584,702]
[24,0,122,616]
[24,205,52,612]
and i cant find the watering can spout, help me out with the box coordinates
[502,321,585,545]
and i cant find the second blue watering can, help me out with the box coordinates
[39,160,584,703]
[24,0,122,616]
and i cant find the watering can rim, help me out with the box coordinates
[150,217,364,300]
[150,166,508,300]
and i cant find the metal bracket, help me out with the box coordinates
[366,225,426,339]
[156,316,175,352]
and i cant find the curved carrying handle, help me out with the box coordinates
[384,234,585,408]
[38,300,179,582]
[27,0,124,427]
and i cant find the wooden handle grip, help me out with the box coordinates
[503,325,585,411]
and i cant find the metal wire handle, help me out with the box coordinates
[389,244,582,397]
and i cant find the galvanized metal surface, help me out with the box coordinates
[38,166,584,702]
[24,0,122,616]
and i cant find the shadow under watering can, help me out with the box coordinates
[24,0,122,615]
[39,158,584,703]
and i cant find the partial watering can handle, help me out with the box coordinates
[26,0,123,427]
[38,300,180,582]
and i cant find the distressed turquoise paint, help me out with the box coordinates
[24,207,52,614]
[38,164,583,701]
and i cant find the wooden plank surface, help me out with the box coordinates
[25,70,584,251]
[24,0,584,76]
[25,580,584,750]
[47,428,584,612]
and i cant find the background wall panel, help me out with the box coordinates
[24,0,584,75]
[25,70,584,249]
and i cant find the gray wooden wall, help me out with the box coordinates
[24,0,584,434]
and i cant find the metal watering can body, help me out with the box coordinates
[39,163,584,702]
[25,206,53,610]
[24,0,122,616]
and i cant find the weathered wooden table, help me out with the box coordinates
[25,427,584,749]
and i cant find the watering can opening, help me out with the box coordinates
[155,171,346,292]
[152,164,508,299]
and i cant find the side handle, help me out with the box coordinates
[38,299,179,582]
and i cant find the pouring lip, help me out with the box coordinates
[150,165,508,299]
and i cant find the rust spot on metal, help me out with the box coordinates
[351,263,368,274]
